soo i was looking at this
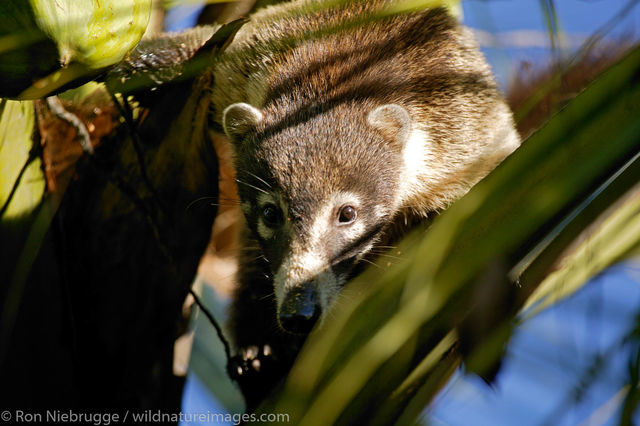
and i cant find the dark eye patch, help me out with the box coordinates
[331,220,386,267]
[261,203,283,228]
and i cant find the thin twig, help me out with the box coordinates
[188,288,232,362]
[46,96,94,155]
[109,92,170,216]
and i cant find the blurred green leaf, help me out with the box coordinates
[523,181,640,318]
[266,44,640,425]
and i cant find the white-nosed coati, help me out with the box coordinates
[211,0,520,407]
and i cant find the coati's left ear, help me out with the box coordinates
[222,102,264,143]
[367,104,412,146]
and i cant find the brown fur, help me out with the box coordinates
[210,0,519,408]
[213,1,518,215]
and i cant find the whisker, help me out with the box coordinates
[216,270,240,283]
[259,291,276,301]
[214,247,261,255]
[215,199,243,204]
[236,178,269,195]
[269,321,284,335]
[186,196,218,211]
[186,196,244,212]
[371,253,402,260]
[359,258,382,269]
[244,170,272,189]
[209,202,242,207]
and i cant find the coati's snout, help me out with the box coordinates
[279,283,321,334]
[272,248,344,333]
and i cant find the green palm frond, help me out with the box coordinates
[265,44,640,425]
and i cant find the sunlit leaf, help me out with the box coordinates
[30,0,151,68]
[0,0,151,99]
[0,100,43,220]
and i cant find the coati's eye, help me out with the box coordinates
[261,203,282,228]
[338,205,357,224]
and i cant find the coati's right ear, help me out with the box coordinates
[367,104,412,146]
[222,103,264,143]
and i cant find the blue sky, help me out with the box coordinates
[461,0,640,88]
[430,261,640,425]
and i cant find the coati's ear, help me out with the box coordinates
[222,103,264,143]
[367,104,412,146]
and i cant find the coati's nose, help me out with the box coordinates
[279,283,321,335]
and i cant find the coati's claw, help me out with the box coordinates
[263,344,272,356]
[227,344,289,409]
[243,345,259,361]
[251,358,261,372]
[228,344,274,380]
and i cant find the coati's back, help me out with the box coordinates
[213,0,519,215]
[212,0,520,408]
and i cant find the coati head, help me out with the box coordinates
[223,101,414,334]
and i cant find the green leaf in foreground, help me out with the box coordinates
[0,0,151,99]
[523,180,640,318]
[0,99,43,220]
[0,98,54,365]
[264,45,640,425]
[30,0,151,68]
